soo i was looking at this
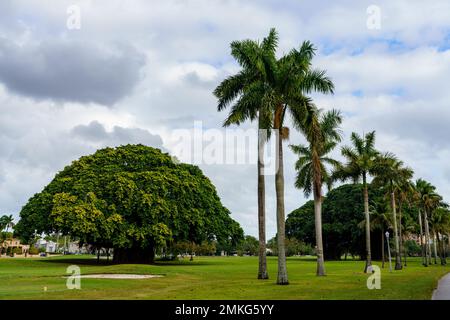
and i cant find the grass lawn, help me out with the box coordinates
[0,255,448,300]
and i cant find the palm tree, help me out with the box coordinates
[416,179,441,265]
[430,207,449,265]
[4,215,14,234]
[269,42,334,285]
[395,179,414,267]
[1,215,14,257]
[412,180,429,266]
[0,215,7,257]
[217,31,334,284]
[214,29,278,280]
[332,131,378,273]
[368,202,391,268]
[290,109,342,276]
[372,153,413,270]
[401,214,417,266]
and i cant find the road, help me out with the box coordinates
[432,272,450,300]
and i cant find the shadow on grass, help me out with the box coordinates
[34,256,222,267]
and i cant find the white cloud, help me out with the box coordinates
[1,0,450,238]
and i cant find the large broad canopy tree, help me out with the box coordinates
[286,183,385,260]
[15,144,243,263]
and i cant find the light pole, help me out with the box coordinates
[385,231,392,272]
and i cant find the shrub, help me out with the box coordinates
[405,240,421,256]
[13,247,23,255]
[29,247,39,255]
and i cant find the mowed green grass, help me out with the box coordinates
[0,255,448,300]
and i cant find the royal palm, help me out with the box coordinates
[332,131,378,273]
[290,108,342,276]
[214,29,278,280]
[372,153,413,270]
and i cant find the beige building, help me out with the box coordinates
[1,238,30,254]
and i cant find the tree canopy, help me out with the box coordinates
[286,183,385,260]
[15,144,243,263]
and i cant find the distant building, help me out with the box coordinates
[66,241,90,254]
[1,238,30,254]
[35,239,57,253]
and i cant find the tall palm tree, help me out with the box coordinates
[332,131,378,273]
[2,215,14,257]
[214,29,278,280]
[290,109,342,276]
[217,31,334,284]
[430,207,449,265]
[3,215,14,234]
[372,153,413,270]
[411,180,428,266]
[269,43,334,284]
[0,215,8,257]
[416,179,441,265]
[395,179,414,266]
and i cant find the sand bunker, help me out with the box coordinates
[68,274,163,279]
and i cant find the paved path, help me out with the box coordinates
[432,272,450,300]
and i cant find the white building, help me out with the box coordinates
[35,239,57,253]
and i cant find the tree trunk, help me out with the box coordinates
[381,228,385,268]
[424,210,432,265]
[112,246,155,264]
[362,177,372,273]
[418,210,426,266]
[391,191,402,270]
[257,116,268,280]
[442,235,447,265]
[97,248,100,263]
[275,126,288,285]
[313,188,326,276]
[398,203,404,266]
[437,233,445,265]
[433,233,438,264]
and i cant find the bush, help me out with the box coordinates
[29,247,39,255]
[405,240,421,256]
[38,247,46,253]
[237,236,258,256]
[268,237,314,257]
[13,247,23,255]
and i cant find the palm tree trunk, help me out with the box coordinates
[275,127,288,285]
[433,233,438,264]
[447,233,450,256]
[424,210,432,265]
[403,236,407,266]
[418,210,427,266]
[313,187,326,276]
[381,227,385,268]
[437,233,445,265]
[398,203,404,266]
[442,235,447,265]
[391,191,402,270]
[257,118,268,280]
[362,177,372,273]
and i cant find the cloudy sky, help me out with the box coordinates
[1,0,450,238]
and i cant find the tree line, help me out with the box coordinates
[214,28,449,284]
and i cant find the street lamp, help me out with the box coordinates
[385,231,393,272]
